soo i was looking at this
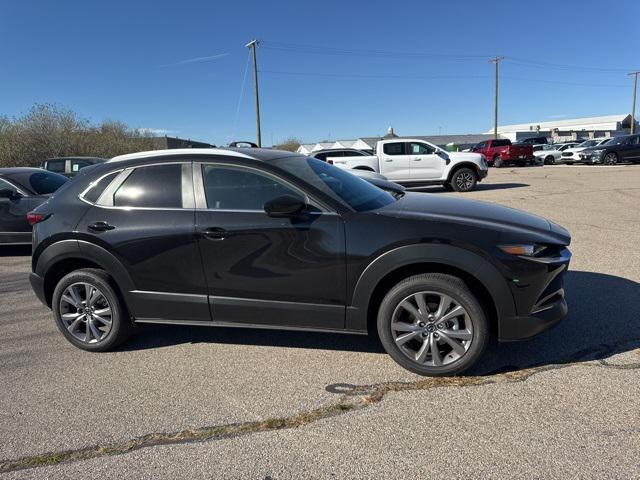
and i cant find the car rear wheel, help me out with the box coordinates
[492,155,503,168]
[450,168,477,192]
[52,269,131,351]
[377,273,489,376]
[545,155,555,165]
[603,152,618,165]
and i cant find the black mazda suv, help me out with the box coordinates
[28,148,571,376]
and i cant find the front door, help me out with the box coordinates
[194,161,346,330]
[407,141,445,180]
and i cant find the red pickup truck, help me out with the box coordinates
[471,139,533,167]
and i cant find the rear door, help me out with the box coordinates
[407,141,445,180]
[194,159,346,330]
[76,161,209,322]
[0,177,31,238]
[378,142,411,181]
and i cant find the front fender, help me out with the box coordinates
[346,243,516,335]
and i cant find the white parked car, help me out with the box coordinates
[328,139,488,192]
[533,142,582,165]
[560,138,612,164]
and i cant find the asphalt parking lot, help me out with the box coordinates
[1,165,639,479]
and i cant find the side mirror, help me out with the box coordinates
[0,189,18,200]
[264,195,307,218]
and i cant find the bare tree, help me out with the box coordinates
[273,137,302,152]
[0,104,159,167]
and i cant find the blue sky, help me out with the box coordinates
[1,0,638,145]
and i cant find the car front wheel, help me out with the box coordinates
[377,273,489,376]
[52,268,131,351]
[603,152,618,165]
[450,168,477,192]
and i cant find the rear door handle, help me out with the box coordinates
[202,227,229,240]
[413,157,422,161]
[88,221,115,232]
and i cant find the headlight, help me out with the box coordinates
[498,244,547,256]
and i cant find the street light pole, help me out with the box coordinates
[246,39,262,147]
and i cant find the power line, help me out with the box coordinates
[260,70,493,80]
[231,50,251,141]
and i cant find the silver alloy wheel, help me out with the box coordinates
[603,153,617,165]
[59,282,113,343]
[390,291,473,367]
[455,172,474,191]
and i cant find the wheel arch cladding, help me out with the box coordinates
[347,244,515,337]
[37,240,135,308]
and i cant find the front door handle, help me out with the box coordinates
[202,227,229,240]
[413,157,422,161]
[384,159,393,162]
[88,221,115,232]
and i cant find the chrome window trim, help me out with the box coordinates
[181,163,195,209]
[193,161,333,214]
[0,177,28,196]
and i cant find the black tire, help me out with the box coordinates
[545,155,555,165]
[52,268,131,352]
[603,152,618,165]
[450,168,477,192]
[492,155,503,168]
[377,273,489,376]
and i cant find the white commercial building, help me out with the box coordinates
[486,114,637,142]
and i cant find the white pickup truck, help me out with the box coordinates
[328,138,488,192]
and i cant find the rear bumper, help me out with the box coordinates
[29,272,48,307]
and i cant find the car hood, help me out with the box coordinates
[378,192,570,244]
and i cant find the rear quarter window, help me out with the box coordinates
[82,172,119,204]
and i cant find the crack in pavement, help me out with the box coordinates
[1,343,639,474]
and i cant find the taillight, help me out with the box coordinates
[327,159,334,164]
[27,212,48,225]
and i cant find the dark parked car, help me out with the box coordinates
[41,157,105,177]
[578,134,640,165]
[29,148,571,376]
[311,148,370,163]
[0,168,68,244]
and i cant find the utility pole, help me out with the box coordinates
[246,39,261,147]
[489,56,504,139]
[629,71,639,134]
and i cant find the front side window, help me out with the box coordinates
[383,143,405,155]
[492,140,511,147]
[71,160,92,173]
[202,165,302,210]
[409,142,435,155]
[113,164,182,208]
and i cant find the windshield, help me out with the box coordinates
[8,170,68,195]
[273,156,396,212]
[579,139,602,148]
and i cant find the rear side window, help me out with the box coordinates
[113,164,182,208]
[202,165,301,210]
[383,143,406,155]
[70,160,92,173]
[492,140,511,147]
[28,171,68,194]
[45,159,66,173]
[83,172,119,204]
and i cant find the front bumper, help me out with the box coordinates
[497,247,571,341]
[29,272,48,307]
